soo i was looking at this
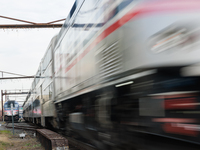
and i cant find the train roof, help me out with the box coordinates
[4,100,19,104]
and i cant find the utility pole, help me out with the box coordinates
[5,90,7,102]
[1,90,3,121]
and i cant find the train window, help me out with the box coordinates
[42,47,52,72]
[28,91,31,99]
[117,0,134,12]
[49,84,52,100]
[7,101,15,108]
[43,84,52,101]
[103,0,134,24]
[59,0,104,68]
[28,105,31,110]
[35,68,41,84]
[4,104,7,107]
[32,79,36,89]
[73,0,102,48]
[33,99,40,107]
[103,0,118,22]
[70,1,77,18]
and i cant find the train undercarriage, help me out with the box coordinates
[4,115,19,122]
[54,67,200,150]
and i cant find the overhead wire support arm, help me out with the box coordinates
[0,70,27,77]
[0,76,42,80]
[0,71,43,80]
[2,92,29,96]
[0,24,63,28]
[0,76,35,80]
[46,19,66,24]
[0,15,65,29]
[0,15,37,24]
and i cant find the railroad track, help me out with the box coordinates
[5,122,41,131]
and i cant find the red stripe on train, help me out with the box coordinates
[165,98,197,109]
[153,118,197,123]
[163,123,198,137]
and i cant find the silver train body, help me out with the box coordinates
[23,36,56,125]
[23,0,200,149]
[54,0,200,101]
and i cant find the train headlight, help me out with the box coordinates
[181,64,200,76]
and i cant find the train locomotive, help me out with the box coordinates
[23,0,200,149]
[4,100,19,121]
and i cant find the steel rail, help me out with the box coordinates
[5,124,37,131]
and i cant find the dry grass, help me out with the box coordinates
[0,130,44,150]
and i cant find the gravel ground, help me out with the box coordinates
[0,121,6,130]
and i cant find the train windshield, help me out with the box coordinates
[6,101,17,108]
[15,103,18,107]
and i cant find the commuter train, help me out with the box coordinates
[23,0,200,149]
[4,100,19,121]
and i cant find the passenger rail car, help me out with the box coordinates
[4,101,19,121]
[23,0,200,149]
[23,36,57,125]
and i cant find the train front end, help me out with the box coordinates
[48,0,200,149]
[118,0,200,147]
[4,101,19,122]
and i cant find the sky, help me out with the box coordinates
[0,0,75,106]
